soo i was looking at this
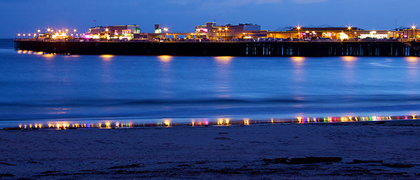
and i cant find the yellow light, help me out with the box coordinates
[217,118,223,125]
[225,27,228,30]
[105,28,109,32]
[37,29,40,33]
[405,57,419,64]
[219,28,222,31]
[164,119,171,126]
[215,56,232,64]
[19,124,22,129]
[47,28,50,32]
[39,124,42,128]
[244,118,250,125]
[163,28,168,32]
[348,26,351,30]
[105,122,111,128]
[158,55,172,62]
[65,29,68,32]
[342,56,357,62]
[100,54,114,61]
[412,25,416,29]
[291,57,305,62]
[297,26,301,30]
[74,29,76,32]
[43,54,54,58]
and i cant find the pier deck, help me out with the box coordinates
[14,40,420,57]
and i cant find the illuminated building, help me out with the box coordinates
[195,22,267,40]
[85,25,141,40]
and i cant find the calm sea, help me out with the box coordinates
[1,39,420,127]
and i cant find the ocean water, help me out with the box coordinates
[1,39,420,127]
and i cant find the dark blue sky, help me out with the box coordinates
[2,0,419,38]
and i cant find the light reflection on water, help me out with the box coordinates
[4,50,420,128]
[8,114,420,130]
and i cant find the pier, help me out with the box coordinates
[14,40,420,57]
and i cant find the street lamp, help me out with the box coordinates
[348,26,352,39]
[225,27,228,42]
[412,25,416,40]
[297,25,301,39]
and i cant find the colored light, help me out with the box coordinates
[158,55,172,62]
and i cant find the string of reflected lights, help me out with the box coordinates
[6,115,420,130]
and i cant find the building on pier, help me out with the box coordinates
[85,25,142,40]
[195,22,267,40]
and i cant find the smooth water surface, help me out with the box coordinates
[1,39,420,127]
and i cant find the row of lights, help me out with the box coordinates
[17,28,80,38]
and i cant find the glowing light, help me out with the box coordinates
[412,25,416,29]
[43,54,54,58]
[217,118,223,125]
[342,56,357,62]
[291,57,305,66]
[158,55,172,62]
[339,32,349,40]
[164,119,171,126]
[215,56,233,64]
[244,119,250,125]
[405,57,419,64]
[19,124,22,129]
[100,54,114,61]
[17,50,22,54]
[163,28,168,32]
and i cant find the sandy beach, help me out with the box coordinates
[1,121,420,179]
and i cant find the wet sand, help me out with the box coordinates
[1,121,420,179]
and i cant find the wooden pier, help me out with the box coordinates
[14,40,420,57]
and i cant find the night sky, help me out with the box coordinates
[1,0,419,38]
